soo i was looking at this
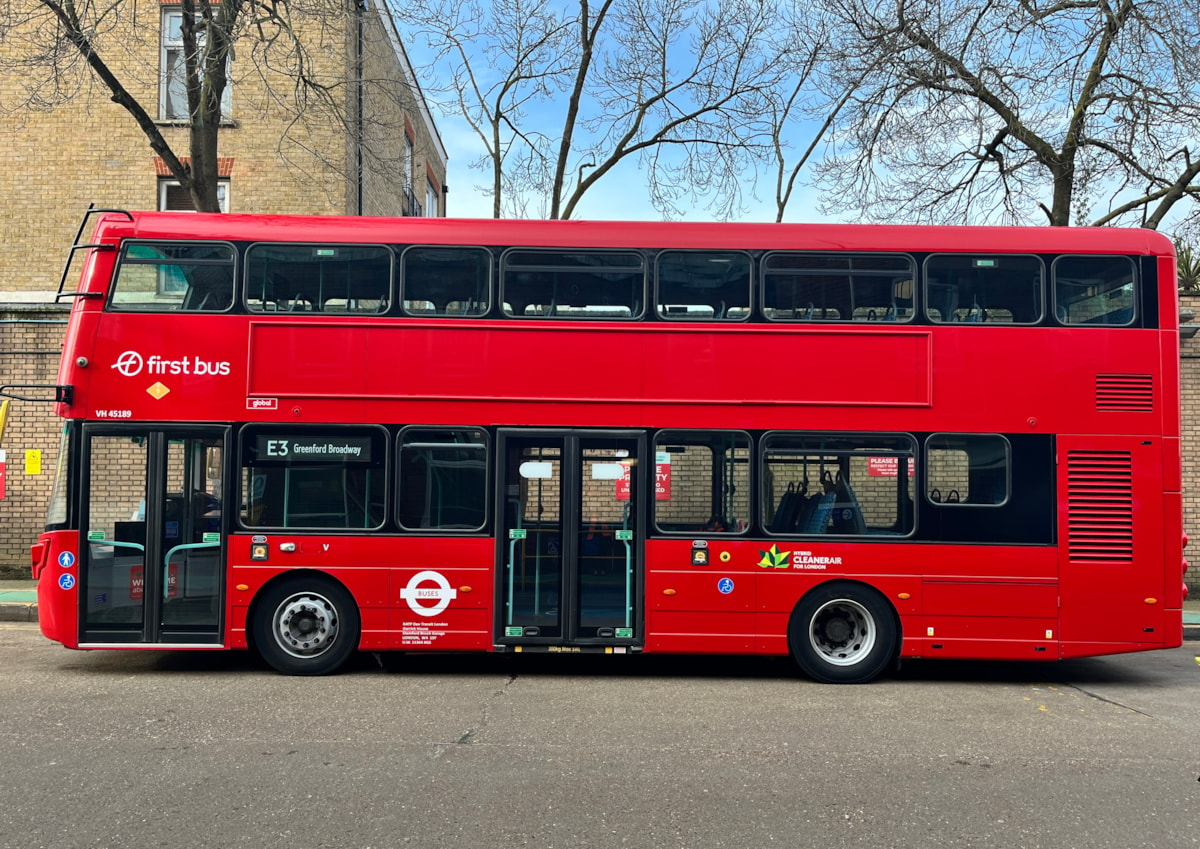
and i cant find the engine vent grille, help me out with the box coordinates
[1095,374,1154,411]
[1067,451,1134,562]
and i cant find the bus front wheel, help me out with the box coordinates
[788,582,898,684]
[253,575,360,676]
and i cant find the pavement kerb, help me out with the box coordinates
[0,601,39,623]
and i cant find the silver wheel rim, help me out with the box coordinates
[271,591,340,660]
[808,598,876,667]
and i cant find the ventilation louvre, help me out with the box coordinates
[1067,451,1133,562]
[1095,374,1154,411]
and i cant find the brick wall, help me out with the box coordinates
[0,306,69,576]
[1179,295,1200,592]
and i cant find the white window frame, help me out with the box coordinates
[426,181,439,217]
[403,135,414,190]
[160,8,232,121]
[159,179,230,212]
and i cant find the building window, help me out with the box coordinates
[161,8,232,121]
[426,181,439,217]
[159,179,230,212]
[403,135,413,190]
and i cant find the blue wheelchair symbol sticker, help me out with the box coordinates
[58,573,76,590]
[58,551,75,569]
[717,577,734,594]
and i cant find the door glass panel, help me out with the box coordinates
[85,436,150,632]
[501,433,642,644]
[577,439,638,639]
[83,431,224,641]
[161,436,223,635]
[504,441,563,638]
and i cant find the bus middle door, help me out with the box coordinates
[497,430,645,651]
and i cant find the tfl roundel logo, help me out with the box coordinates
[112,351,144,377]
[400,570,458,617]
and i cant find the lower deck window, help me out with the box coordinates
[398,428,488,530]
[762,433,916,536]
[240,427,387,529]
[652,431,750,533]
[926,434,1009,506]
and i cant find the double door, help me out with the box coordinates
[79,426,227,644]
[498,430,645,647]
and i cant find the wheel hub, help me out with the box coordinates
[274,593,339,658]
[808,598,876,666]
[819,615,854,647]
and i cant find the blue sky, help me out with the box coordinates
[437,116,829,223]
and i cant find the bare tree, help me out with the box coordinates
[0,0,421,213]
[757,3,881,222]
[399,0,788,219]
[813,0,1200,230]
[394,0,574,218]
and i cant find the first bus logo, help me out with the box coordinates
[111,350,230,377]
[112,351,144,377]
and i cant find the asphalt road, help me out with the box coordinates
[2,623,1199,849]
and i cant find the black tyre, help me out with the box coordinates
[252,575,360,676]
[788,581,898,684]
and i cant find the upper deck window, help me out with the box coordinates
[762,252,915,322]
[656,251,751,320]
[502,250,644,318]
[245,244,392,313]
[1052,255,1136,326]
[402,247,491,316]
[925,254,1043,324]
[110,242,235,312]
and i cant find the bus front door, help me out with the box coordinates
[497,430,645,649]
[80,428,227,646]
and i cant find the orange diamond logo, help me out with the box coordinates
[146,382,170,400]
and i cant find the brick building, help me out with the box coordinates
[1179,298,1200,591]
[0,0,445,575]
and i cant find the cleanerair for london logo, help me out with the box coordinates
[111,351,231,377]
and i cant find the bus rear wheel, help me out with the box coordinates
[253,576,360,676]
[789,582,897,684]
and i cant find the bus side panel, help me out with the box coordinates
[644,540,756,654]
[896,540,1060,659]
[388,537,494,652]
[1163,489,1186,614]
[245,323,933,409]
[34,531,81,649]
[913,579,1059,660]
[1057,435,1169,648]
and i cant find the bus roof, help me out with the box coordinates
[93,211,1176,257]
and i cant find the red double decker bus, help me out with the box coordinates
[20,209,1186,682]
